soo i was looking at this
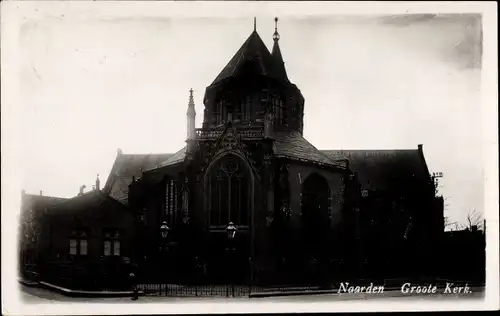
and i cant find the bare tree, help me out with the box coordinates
[465,208,483,231]
[444,216,458,231]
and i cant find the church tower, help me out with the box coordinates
[201,18,305,135]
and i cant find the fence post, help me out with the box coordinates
[248,257,252,295]
[72,262,75,289]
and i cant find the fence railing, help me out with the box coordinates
[136,283,323,297]
[138,284,253,297]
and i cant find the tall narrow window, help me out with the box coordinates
[69,230,88,256]
[165,179,178,224]
[281,100,287,126]
[80,238,88,255]
[244,96,251,121]
[209,155,250,226]
[103,229,121,257]
[214,100,222,125]
[104,240,112,256]
[69,239,78,255]
[113,240,121,256]
[235,100,243,121]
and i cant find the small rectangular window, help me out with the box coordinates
[113,241,121,256]
[69,239,78,255]
[104,240,111,256]
[80,239,88,255]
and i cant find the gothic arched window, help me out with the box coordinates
[209,155,250,227]
[165,179,178,224]
[238,96,251,121]
[301,173,331,255]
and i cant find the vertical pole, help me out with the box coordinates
[232,247,235,297]
[248,257,252,295]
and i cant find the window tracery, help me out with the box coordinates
[209,155,249,226]
[165,179,178,224]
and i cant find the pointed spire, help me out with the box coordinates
[271,17,289,82]
[187,88,196,116]
[253,17,257,32]
[95,174,100,191]
[187,88,196,140]
[209,17,289,86]
[273,17,280,42]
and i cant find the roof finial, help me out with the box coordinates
[254,17,256,31]
[273,17,280,41]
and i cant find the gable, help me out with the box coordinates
[273,132,346,168]
[103,153,174,204]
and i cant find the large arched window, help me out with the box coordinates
[301,173,331,254]
[208,155,250,227]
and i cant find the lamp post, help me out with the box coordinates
[226,222,237,296]
[160,221,170,292]
[160,221,170,241]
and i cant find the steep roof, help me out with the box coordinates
[273,132,347,168]
[20,194,68,219]
[103,152,174,204]
[21,194,68,209]
[47,190,127,215]
[145,147,187,171]
[271,26,289,83]
[321,149,432,192]
[211,30,285,86]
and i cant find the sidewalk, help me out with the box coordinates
[249,286,403,298]
[18,278,142,298]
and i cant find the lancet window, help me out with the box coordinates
[273,96,286,126]
[165,179,178,224]
[209,155,250,227]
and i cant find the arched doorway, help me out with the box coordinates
[204,153,253,284]
[301,173,331,284]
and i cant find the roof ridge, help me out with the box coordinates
[120,152,174,156]
[321,148,419,152]
[23,194,67,200]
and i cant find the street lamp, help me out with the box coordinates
[160,221,170,240]
[159,221,170,292]
[226,222,237,296]
[226,222,237,241]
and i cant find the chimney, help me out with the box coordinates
[418,144,423,153]
[95,174,101,191]
[117,148,123,156]
[78,185,86,196]
[40,190,43,196]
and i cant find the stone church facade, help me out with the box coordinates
[103,21,444,285]
[21,20,444,289]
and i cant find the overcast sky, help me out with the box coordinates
[15,7,483,226]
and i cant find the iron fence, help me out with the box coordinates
[136,283,324,297]
[137,284,253,297]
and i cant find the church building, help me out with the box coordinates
[21,18,444,289]
[102,19,444,286]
